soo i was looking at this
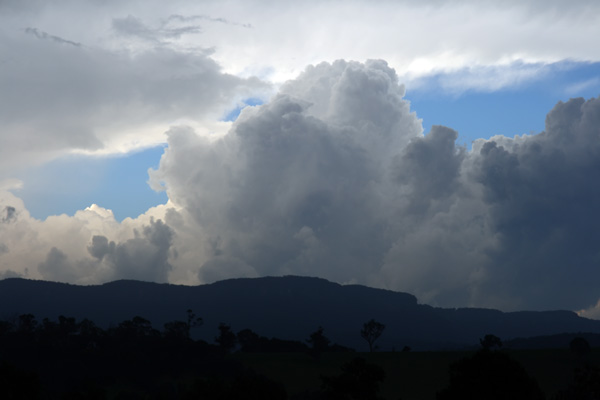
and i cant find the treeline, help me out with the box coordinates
[1,313,600,399]
[0,311,355,355]
[0,312,356,399]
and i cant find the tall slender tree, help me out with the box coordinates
[361,319,385,352]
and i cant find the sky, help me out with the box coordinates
[2,0,600,316]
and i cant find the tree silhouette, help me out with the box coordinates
[116,316,158,340]
[361,319,385,352]
[163,309,203,341]
[163,320,191,341]
[480,334,502,351]
[215,323,237,352]
[187,309,203,331]
[307,327,330,359]
[17,314,37,335]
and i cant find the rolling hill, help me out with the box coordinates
[0,276,597,350]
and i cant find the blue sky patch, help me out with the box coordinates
[16,146,168,221]
[222,97,265,122]
[406,61,600,147]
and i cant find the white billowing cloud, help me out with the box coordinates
[0,187,182,284]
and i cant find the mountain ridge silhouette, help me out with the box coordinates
[0,275,597,350]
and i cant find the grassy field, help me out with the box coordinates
[235,349,600,399]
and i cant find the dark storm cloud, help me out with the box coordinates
[394,125,465,212]
[87,235,115,261]
[108,218,174,283]
[471,97,600,309]
[150,60,600,311]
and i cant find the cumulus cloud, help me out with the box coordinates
[1,57,600,313]
[3,0,600,313]
[0,188,180,284]
[150,60,420,284]
[106,218,174,282]
[38,247,79,283]
[148,60,600,312]
[33,214,175,283]
[470,97,600,309]
[37,217,175,284]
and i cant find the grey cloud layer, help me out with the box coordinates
[0,17,267,170]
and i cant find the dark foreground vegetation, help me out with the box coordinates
[1,313,600,399]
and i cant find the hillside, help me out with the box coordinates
[0,276,598,350]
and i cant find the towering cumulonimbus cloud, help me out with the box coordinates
[150,60,425,286]
[1,58,600,313]
[151,59,600,312]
